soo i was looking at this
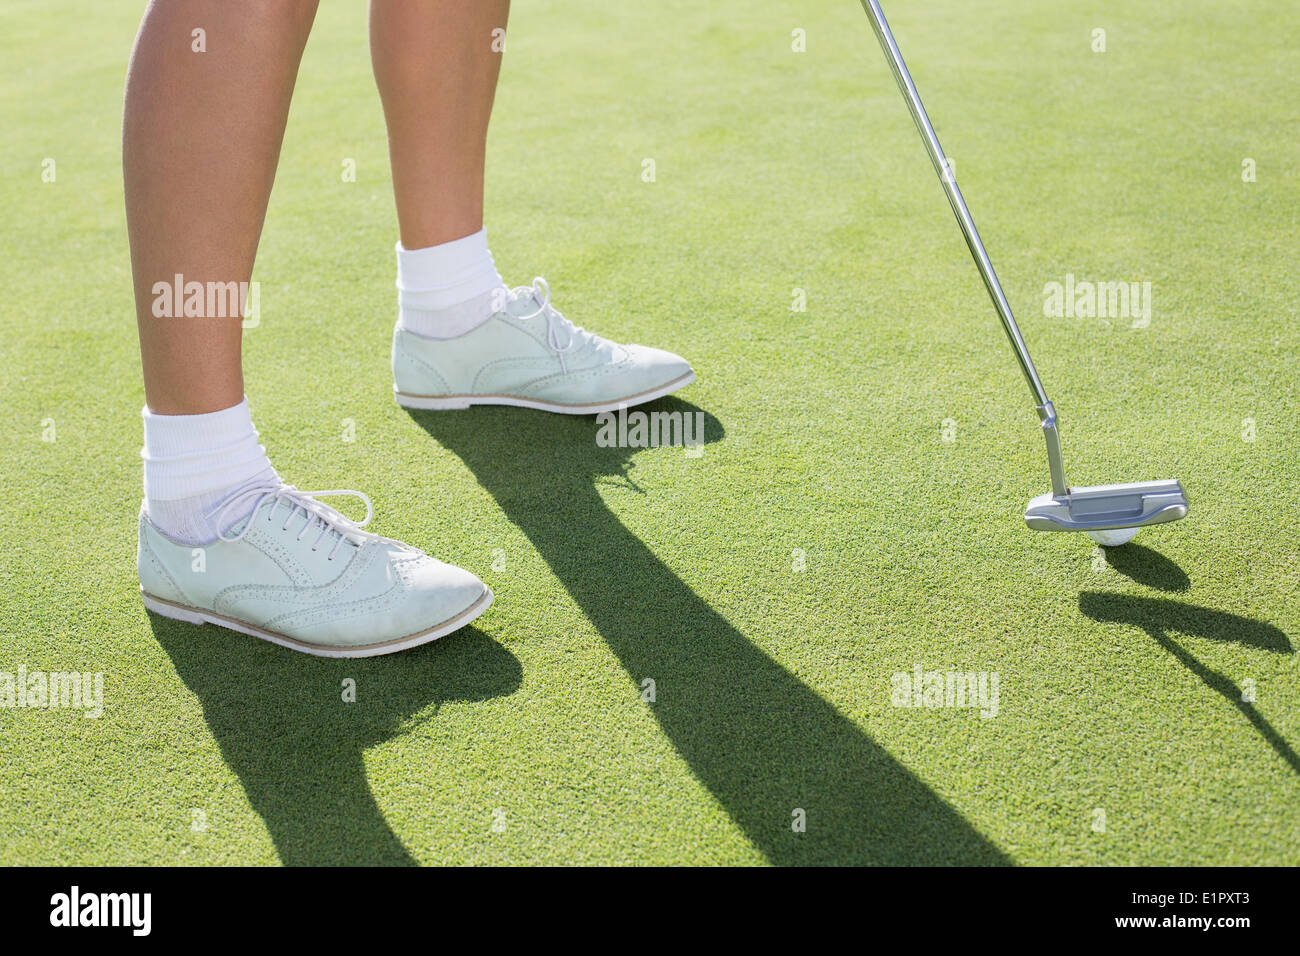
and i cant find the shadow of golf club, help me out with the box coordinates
[1102,544,1191,593]
[1079,592,1297,774]
[408,396,1007,865]
[149,614,521,865]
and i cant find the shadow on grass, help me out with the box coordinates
[1103,544,1191,592]
[1079,592,1297,774]
[408,397,1006,865]
[149,616,521,865]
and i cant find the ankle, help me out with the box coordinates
[141,398,279,545]
[395,227,503,339]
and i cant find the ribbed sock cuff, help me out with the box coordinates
[141,397,275,501]
[396,227,504,311]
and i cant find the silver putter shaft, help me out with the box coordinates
[858,0,1188,533]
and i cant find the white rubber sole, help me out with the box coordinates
[141,586,494,659]
[394,370,696,415]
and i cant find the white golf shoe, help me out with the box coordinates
[138,483,492,658]
[392,277,695,414]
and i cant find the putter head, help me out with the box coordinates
[1024,479,1188,532]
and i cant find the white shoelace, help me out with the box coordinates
[509,277,598,361]
[212,484,376,561]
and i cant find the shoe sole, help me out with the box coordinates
[394,370,696,415]
[141,586,494,659]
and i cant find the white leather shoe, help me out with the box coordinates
[137,484,492,658]
[393,277,695,414]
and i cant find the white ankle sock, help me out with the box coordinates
[396,227,505,339]
[141,397,279,545]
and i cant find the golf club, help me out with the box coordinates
[858,0,1189,540]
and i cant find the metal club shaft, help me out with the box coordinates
[859,0,1051,409]
[859,0,1069,495]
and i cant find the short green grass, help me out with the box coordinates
[1,0,1297,865]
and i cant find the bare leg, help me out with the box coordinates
[370,0,510,249]
[124,0,319,414]
[372,0,693,411]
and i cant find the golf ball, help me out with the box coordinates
[1087,527,1139,548]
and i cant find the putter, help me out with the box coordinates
[858,0,1188,536]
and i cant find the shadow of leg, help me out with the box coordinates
[149,615,522,865]
[1080,593,1298,775]
[410,400,1007,865]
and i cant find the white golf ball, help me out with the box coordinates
[1087,527,1139,547]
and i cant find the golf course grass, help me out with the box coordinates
[1,0,1296,865]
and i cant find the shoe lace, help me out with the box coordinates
[213,484,379,561]
[508,277,598,359]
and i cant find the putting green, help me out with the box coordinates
[0,0,1296,865]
